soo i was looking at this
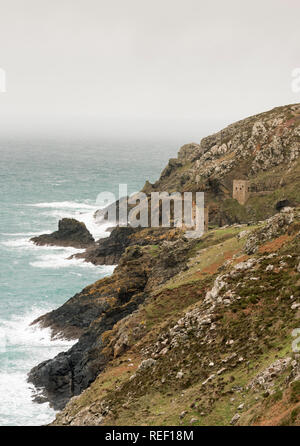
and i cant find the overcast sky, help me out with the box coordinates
[0,0,299,140]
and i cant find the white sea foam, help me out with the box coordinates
[24,199,109,240]
[9,200,111,243]
[26,201,98,210]
[0,236,115,425]
[0,370,56,426]
[0,199,115,424]
[0,306,75,350]
[41,209,109,239]
[1,237,106,270]
[1,238,66,250]
[0,307,76,426]
[30,253,116,272]
[1,238,39,249]
[29,248,89,269]
[1,199,111,267]
[0,231,51,236]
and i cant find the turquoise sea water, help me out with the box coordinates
[0,138,176,426]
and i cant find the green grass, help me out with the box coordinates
[290,381,300,403]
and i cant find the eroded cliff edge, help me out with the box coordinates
[28,104,300,425]
[29,228,188,409]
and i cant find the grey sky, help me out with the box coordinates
[0,0,299,140]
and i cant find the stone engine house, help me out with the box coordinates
[233,180,250,205]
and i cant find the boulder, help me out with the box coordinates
[31,218,95,248]
[138,359,156,371]
[230,413,240,425]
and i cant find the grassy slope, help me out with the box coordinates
[52,105,300,425]
[54,217,300,426]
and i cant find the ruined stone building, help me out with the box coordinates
[233,180,250,205]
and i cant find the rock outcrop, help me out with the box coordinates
[28,232,191,410]
[72,227,137,265]
[31,218,95,249]
[143,103,300,226]
[244,207,295,254]
[28,103,300,425]
[73,226,183,265]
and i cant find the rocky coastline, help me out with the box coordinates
[28,104,300,425]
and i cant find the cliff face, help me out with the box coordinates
[72,226,182,265]
[28,104,300,425]
[143,103,300,225]
[28,228,190,410]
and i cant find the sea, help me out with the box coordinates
[0,137,177,426]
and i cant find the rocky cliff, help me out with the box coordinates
[31,218,95,249]
[143,103,300,225]
[28,104,300,425]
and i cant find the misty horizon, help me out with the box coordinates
[0,0,299,140]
